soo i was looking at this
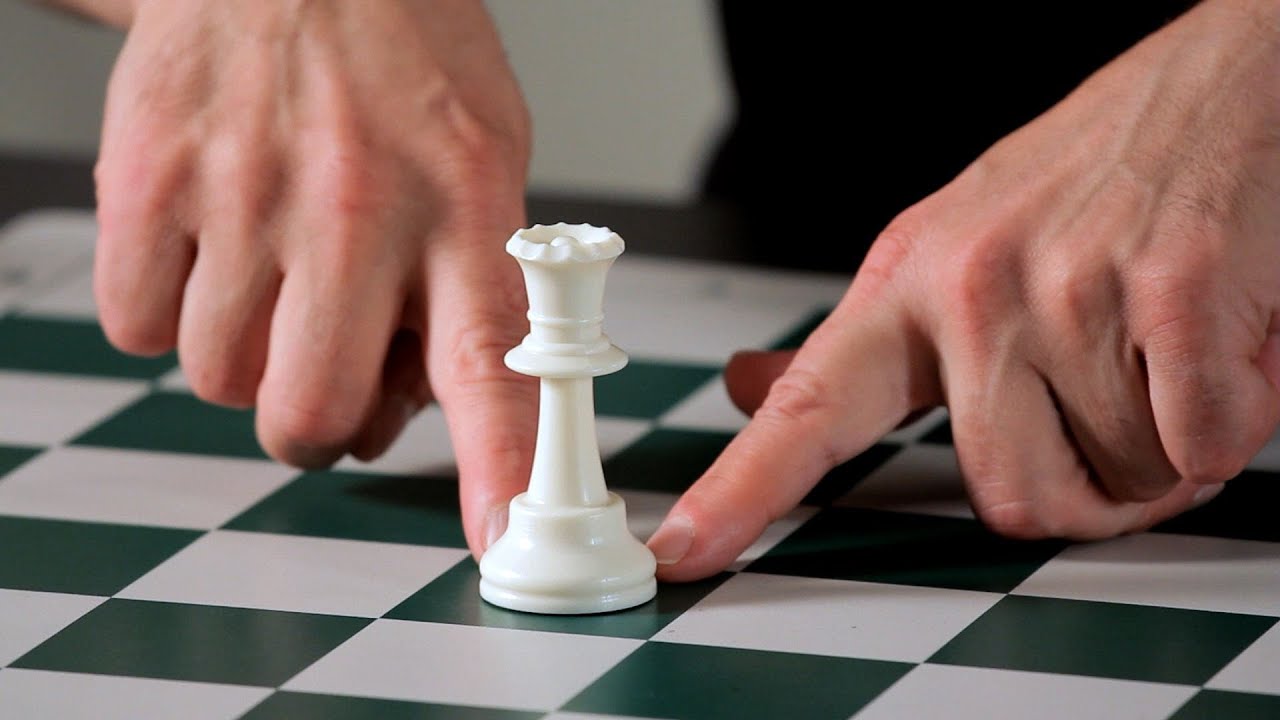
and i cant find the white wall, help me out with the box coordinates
[0,0,731,202]
[0,1,122,156]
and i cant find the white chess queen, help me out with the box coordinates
[478,223,657,615]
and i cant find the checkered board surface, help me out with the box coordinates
[1,209,1278,720]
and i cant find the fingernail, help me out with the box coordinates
[484,504,509,551]
[647,516,694,565]
[1193,484,1225,507]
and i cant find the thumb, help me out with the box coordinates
[724,349,798,416]
[1147,312,1280,485]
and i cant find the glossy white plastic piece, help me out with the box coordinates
[479,223,657,615]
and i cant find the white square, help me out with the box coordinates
[605,257,843,364]
[654,572,1001,663]
[0,371,148,446]
[118,530,467,618]
[854,664,1196,720]
[1013,533,1280,616]
[1208,622,1280,696]
[284,619,641,711]
[0,209,96,314]
[335,406,456,475]
[19,267,97,320]
[0,589,105,666]
[156,366,190,392]
[0,669,270,720]
[658,376,747,432]
[837,443,974,518]
[0,446,295,529]
[596,417,656,459]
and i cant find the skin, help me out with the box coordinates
[58,0,539,556]
[45,0,1280,578]
[647,0,1280,579]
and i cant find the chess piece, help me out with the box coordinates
[478,223,657,614]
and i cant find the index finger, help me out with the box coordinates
[423,212,539,561]
[649,280,939,582]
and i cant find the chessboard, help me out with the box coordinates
[1,209,1277,720]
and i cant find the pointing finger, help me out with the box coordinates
[651,287,938,581]
[424,216,538,561]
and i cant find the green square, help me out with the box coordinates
[1168,690,1280,720]
[0,444,41,477]
[241,692,540,720]
[595,360,719,419]
[14,599,370,686]
[803,443,901,506]
[746,507,1067,593]
[1154,470,1279,542]
[564,642,911,720]
[929,595,1277,685]
[387,561,728,639]
[73,391,266,459]
[604,428,734,493]
[226,470,466,548]
[0,316,176,379]
[768,307,831,350]
[0,516,198,595]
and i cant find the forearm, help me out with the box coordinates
[37,0,133,28]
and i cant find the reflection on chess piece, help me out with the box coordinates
[478,223,657,614]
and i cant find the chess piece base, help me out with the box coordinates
[479,492,657,615]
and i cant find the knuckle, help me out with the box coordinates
[1035,250,1113,338]
[1130,245,1218,342]
[95,133,191,237]
[753,369,843,470]
[444,92,530,164]
[432,114,529,202]
[439,315,526,394]
[936,230,1018,339]
[757,368,832,425]
[310,132,393,223]
[200,132,278,208]
[856,213,923,295]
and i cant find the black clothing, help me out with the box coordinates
[703,2,1201,272]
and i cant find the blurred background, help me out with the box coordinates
[0,0,731,203]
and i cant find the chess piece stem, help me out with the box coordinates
[527,378,608,507]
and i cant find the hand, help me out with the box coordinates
[649,0,1280,580]
[92,0,537,556]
